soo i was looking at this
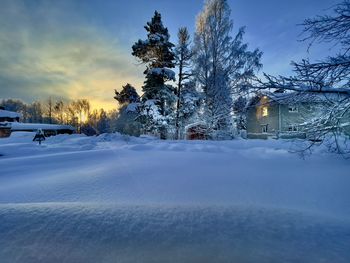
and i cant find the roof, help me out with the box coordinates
[249,91,348,106]
[267,92,347,104]
[8,122,75,131]
[0,109,22,119]
[185,121,208,130]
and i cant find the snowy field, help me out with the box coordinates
[0,132,349,263]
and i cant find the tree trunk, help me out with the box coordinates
[175,54,184,140]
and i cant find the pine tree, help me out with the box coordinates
[113,83,141,136]
[114,83,140,105]
[132,11,176,139]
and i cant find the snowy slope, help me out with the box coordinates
[0,132,349,262]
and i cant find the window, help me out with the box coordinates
[262,107,268,117]
[261,124,268,133]
[288,105,298,112]
[288,124,298,132]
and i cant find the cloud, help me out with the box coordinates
[0,0,144,110]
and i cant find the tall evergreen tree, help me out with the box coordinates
[132,11,176,139]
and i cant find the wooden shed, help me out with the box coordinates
[0,124,11,138]
[185,122,208,140]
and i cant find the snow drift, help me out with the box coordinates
[0,132,349,262]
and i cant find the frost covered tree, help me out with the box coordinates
[45,97,53,124]
[178,81,202,136]
[0,99,27,121]
[233,96,248,131]
[53,100,64,124]
[114,83,140,105]
[257,0,350,154]
[71,99,90,133]
[96,109,109,134]
[26,102,43,123]
[193,0,262,139]
[132,11,176,139]
[175,27,193,139]
[113,83,141,136]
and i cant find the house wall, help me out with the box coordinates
[247,99,319,137]
[279,103,313,132]
[0,117,19,122]
[246,97,279,135]
[247,96,350,138]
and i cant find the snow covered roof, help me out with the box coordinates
[185,121,208,130]
[9,122,75,131]
[0,109,22,119]
[267,92,347,104]
[250,91,348,106]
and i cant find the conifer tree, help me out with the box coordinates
[114,83,140,105]
[132,11,176,139]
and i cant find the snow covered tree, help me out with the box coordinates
[114,83,140,105]
[257,0,350,154]
[132,11,176,139]
[45,97,53,124]
[113,83,141,136]
[96,109,109,134]
[53,100,64,124]
[174,27,193,139]
[71,99,90,133]
[0,99,27,121]
[27,101,43,123]
[193,0,262,139]
[233,96,248,131]
[178,81,202,137]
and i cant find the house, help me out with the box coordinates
[246,92,350,139]
[0,106,21,122]
[10,122,75,137]
[0,107,21,138]
[0,107,75,138]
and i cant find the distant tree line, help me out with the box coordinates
[0,98,121,136]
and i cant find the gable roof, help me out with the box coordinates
[248,91,348,107]
[266,91,347,104]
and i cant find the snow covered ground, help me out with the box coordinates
[0,132,349,262]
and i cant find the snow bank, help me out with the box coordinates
[1,133,350,262]
[0,203,349,263]
[0,133,349,217]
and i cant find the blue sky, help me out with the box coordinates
[0,0,338,109]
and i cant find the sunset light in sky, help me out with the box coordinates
[0,0,337,110]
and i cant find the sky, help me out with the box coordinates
[0,0,339,110]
